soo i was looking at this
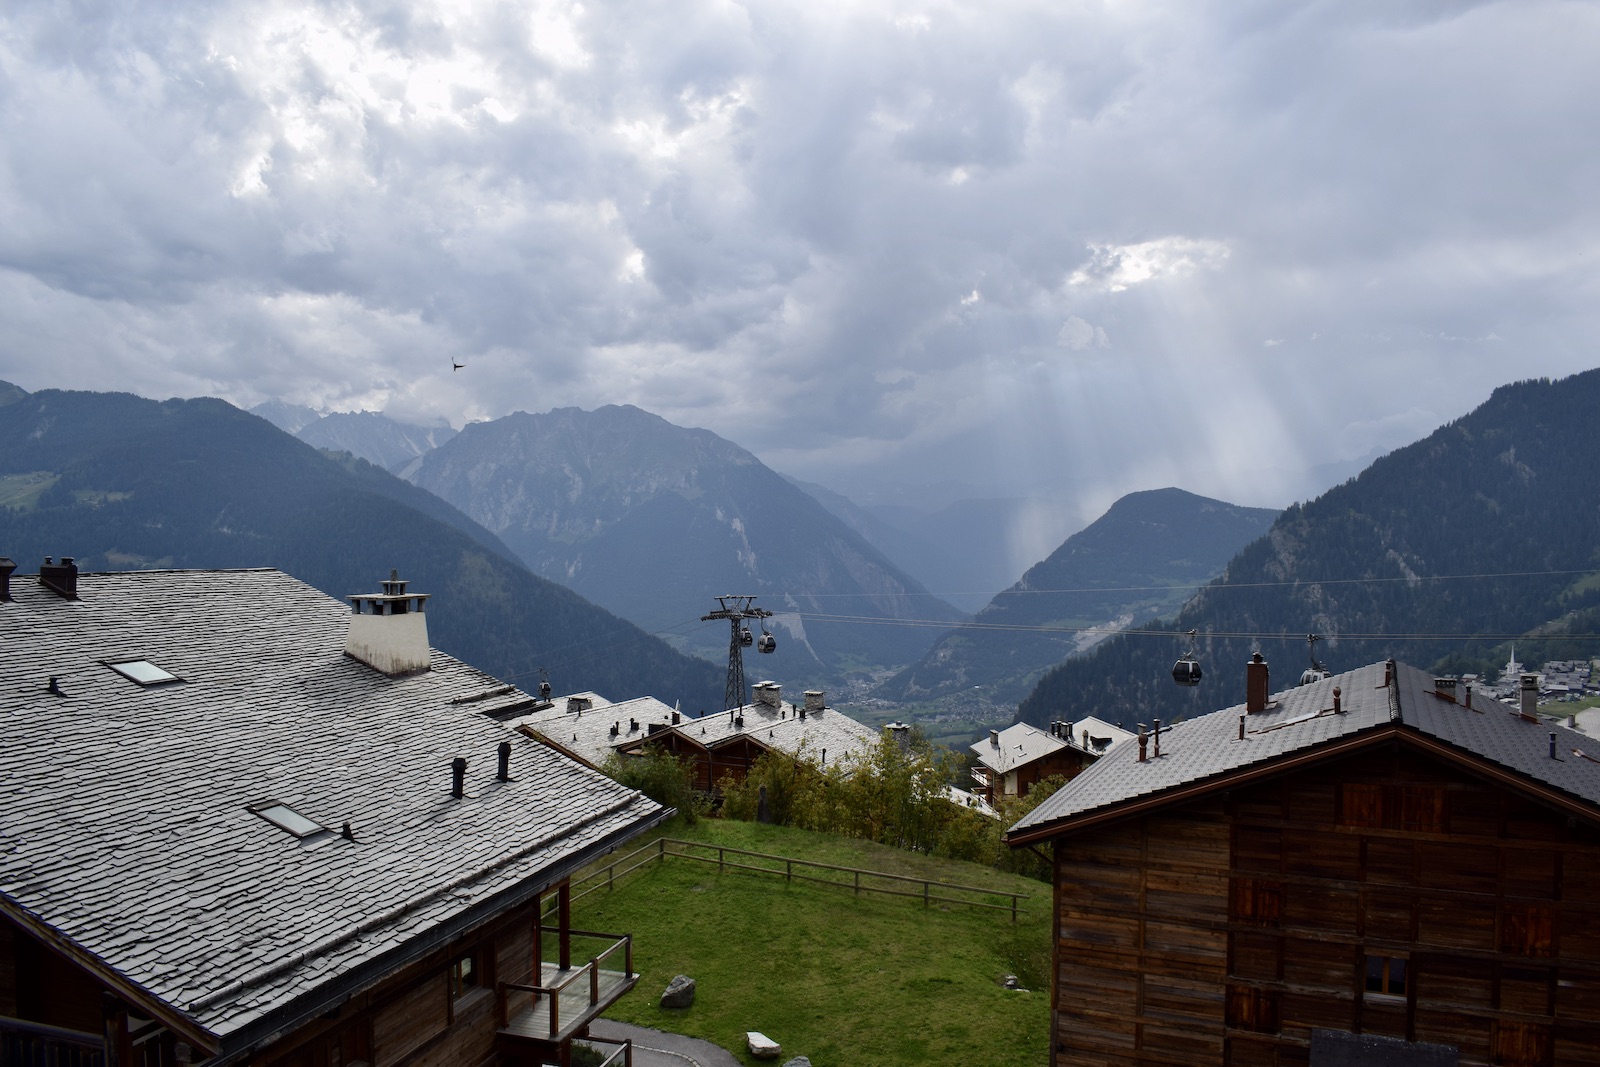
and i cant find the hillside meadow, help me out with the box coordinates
[568,819,1052,1067]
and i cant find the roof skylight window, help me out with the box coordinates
[107,660,180,686]
[251,803,325,838]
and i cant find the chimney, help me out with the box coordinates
[672,711,681,725]
[804,690,825,715]
[1520,673,1540,721]
[1434,678,1458,703]
[0,557,15,601]
[755,682,782,708]
[450,757,467,798]
[990,729,1000,747]
[344,569,431,676]
[1246,653,1270,713]
[885,721,911,750]
[567,696,592,714]
[497,741,512,781]
[39,556,78,600]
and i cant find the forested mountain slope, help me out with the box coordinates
[882,489,1279,705]
[0,386,722,710]
[1018,371,1600,730]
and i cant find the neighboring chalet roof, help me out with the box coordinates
[973,716,1134,776]
[973,722,1068,775]
[510,686,882,772]
[1072,715,1137,753]
[1008,659,1600,845]
[665,696,880,768]
[0,568,665,1062]
[505,692,678,769]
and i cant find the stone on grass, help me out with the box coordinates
[746,1031,781,1059]
[660,975,696,1009]
[782,1058,812,1067]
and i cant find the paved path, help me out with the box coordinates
[585,1020,744,1067]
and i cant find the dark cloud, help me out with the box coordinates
[0,0,1596,563]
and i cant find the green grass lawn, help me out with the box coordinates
[571,819,1051,1067]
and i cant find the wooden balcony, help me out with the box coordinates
[1,1017,106,1067]
[495,930,636,1050]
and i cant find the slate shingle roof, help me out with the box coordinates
[971,722,1067,776]
[1007,659,1600,843]
[0,568,664,1056]
[512,690,881,771]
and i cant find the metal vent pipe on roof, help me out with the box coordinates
[0,557,15,601]
[451,757,468,798]
[497,741,511,781]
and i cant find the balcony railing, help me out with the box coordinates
[1,1017,106,1067]
[495,931,635,1045]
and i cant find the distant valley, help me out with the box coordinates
[397,405,968,688]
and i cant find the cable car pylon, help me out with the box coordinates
[702,595,775,710]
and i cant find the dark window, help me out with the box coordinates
[449,953,478,999]
[1365,955,1407,996]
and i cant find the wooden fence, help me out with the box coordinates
[565,837,1028,922]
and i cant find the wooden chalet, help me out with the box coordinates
[971,719,1134,804]
[0,561,667,1067]
[1007,656,1600,1067]
[511,681,881,792]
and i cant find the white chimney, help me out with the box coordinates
[345,570,431,676]
[756,681,782,708]
[804,690,825,715]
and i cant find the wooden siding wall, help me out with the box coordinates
[263,895,553,1067]
[1054,799,1232,1065]
[1050,747,1600,1067]
[0,917,109,1034]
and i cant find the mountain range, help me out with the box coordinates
[0,384,723,710]
[251,403,458,471]
[399,404,968,684]
[1017,370,1600,731]
[880,488,1280,705]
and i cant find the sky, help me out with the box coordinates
[2,0,1598,567]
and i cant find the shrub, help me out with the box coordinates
[601,746,708,824]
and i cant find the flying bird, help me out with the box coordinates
[452,360,465,371]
